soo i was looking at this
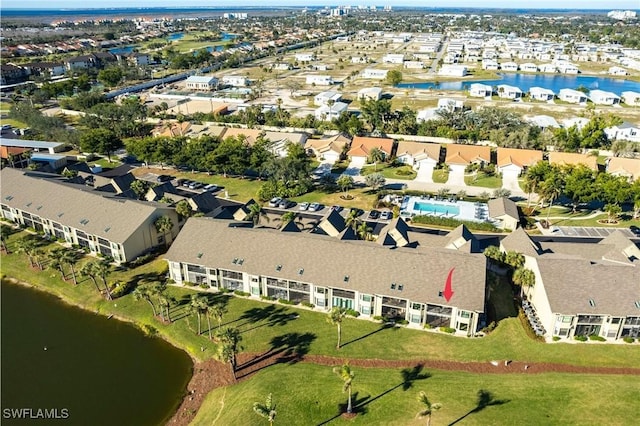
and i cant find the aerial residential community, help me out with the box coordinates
[1,3,639,426]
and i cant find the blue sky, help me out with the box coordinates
[1,1,638,9]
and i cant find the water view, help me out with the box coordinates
[1,282,192,426]
[397,73,640,96]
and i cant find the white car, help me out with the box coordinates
[299,202,310,211]
[203,184,218,192]
[309,202,321,212]
[268,197,282,207]
[380,211,392,220]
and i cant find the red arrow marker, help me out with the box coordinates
[443,268,455,302]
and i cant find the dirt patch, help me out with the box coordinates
[167,351,640,425]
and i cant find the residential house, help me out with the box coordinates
[497,148,543,179]
[0,168,179,263]
[314,90,342,106]
[605,122,640,142]
[304,134,351,163]
[529,87,555,102]
[262,131,309,157]
[558,89,587,104]
[501,62,519,71]
[404,61,425,69]
[556,62,579,74]
[439,65,467,77]
[361,69,388,80]
[272,63,292,71]
[347,136,394,166]
[499,228,640,341]
[538,63,557,73]
[525,115,560,130]
[590,90,621,106]
[357,87,382,101]
[469,83,493,98]
[382,54,405,64]
[608,66,628,76]
[65,54,97,71]
[185,76,218,91]
[497,84,523,99]
[315,102,348,121]
[21,61,66,78]
[306,75,333,86]
[165,217,487,333]
[220,128,263,145]
[395,141,440,181]
[0,64,27,85]
[481,59,499,70]
[295,53,315,62]
[0,139,65,154]
[437,98,464,111]
[548,152,598,171]
[606,157,640,181]
[445,144,491,170]
[222,75,249,87]
[621,91,640,106]
[487,197,519,231]
[416,108,439,122]
[0,146,31,168]
[128,52,153,67]
[520,62,538,73]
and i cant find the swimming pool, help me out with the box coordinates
[401,196,489,222]
[412,201,460,216]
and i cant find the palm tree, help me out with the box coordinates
[154,215,174,247]
[356,221,372,241]
[15,237,37,267]
[60,250,80,285]
[217,327,243,380]
[190,294,208,335]
[327,307,347,350]
[209,302,227,330]
[503,251,524,269]
[279,211,296,229]
[523,161,551,209]
[95,260,113,300]
[33,248,46,271]
[0,233,9,254]
[333,363,355,414]
[133,285,158,317]
[416,391,442,426]
[253,393,277,426]
[46,248,67,280]
[246,203,270,227]
[344,209,360,232]
[539,170,564,223]
[336,175,354,198]
[512,267,535,298]
[80,261,103,295]
[158,294,176,323]
[368,147,384,171]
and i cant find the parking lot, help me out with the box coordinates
[552,226,638,239]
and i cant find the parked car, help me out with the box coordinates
[368,210,380,219]
[182,180,193,187]
[156,174,172,183]
[309,202,322,212]
[380,211,392,220]
[203,184,218,192]
[268,197,282,207]
[189,182,203,190]
[330,205,342,212]
[279,199,293,209]
[299,202,310,211]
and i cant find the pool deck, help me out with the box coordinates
[401,196,489,223]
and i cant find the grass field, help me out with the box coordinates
[0,118,28,129]
[465,172,502,188]
[432,169,449,183]
[360,164,417,180]
[192,363,640,426]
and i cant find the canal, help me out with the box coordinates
[1,281,192,425]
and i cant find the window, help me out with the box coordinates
[360,305,371,315]
[410,314,421,323]
[458,310,471,319]
[361,294,372,302]
[250,286,260,296]
[411,303,422,310]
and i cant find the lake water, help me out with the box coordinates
[167,32,185,41]
[1,281,193,426]
[108,46,135,55]
[397,73,640,96]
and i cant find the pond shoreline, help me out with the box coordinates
[2,275,197,425]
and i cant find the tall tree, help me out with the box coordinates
[364,172,386,191]
[246,203,270,227]
[333,363,355,414]
[368,147,384,171]
[14,237,37,268]
[217,327,243,380]
[46,248,67,280]
[538,167,565,222]
[253,393,277,426]
[80,261,102,294]
[512,268,535,298]
[562,165,596,212]
[133,285,158,317]
[60,250,80,285]
[327,307,347,350]
[79,128,123,163]
[416,391,442,426]
[154,215,174,247]
[96,260,113,300]
[336,175,354,198]
[523,161,552,208]
[209,302,227,331]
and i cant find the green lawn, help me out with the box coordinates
[192,363,640,426]
[360,164,416,180]
[465,172,502,188]
[2,230,639,369]
[432,169,449,183]
[0,118,28,129]
[292,188,378,211]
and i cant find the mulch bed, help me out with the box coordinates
[168,351,640,425]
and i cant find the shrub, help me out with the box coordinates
[233,290,250,297]
[345,308,360,317]
[109,280,132,298]
[589,335,606,342]
[218,288,231,294]
[278,298,296,305]
[411,214,499,232]
[481,321,497,334]
[183,281,197,287]
[301,301,315,308]
[373,315,384,322]
[398,319,409,325]
[440,326,456,334]
[423,323,432,330]
[139,324,158,337]
[261,295,275,301]
[574,335,588,342]
[200,283,210,289]
[552,336,561,341]
[623,337,635,344]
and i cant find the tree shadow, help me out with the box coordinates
[340,322,395,348]
[236,305,299,333]
[448,389,510,426]
[317,392,370,426]
[400,364,431,391]
[235,331,316,378]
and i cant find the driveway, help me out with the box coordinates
[415,163,435,183]
[446,164,467,187]
[313,159,334,177]
[342,160,363,177]
[502,169,522,193]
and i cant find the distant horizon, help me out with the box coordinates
[1,1,638,11]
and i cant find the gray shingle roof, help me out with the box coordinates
[500,227,540,257]
[1,168,169,244]
[537,258,640,316]
[488,197,519,221]
[165,218,487,311]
